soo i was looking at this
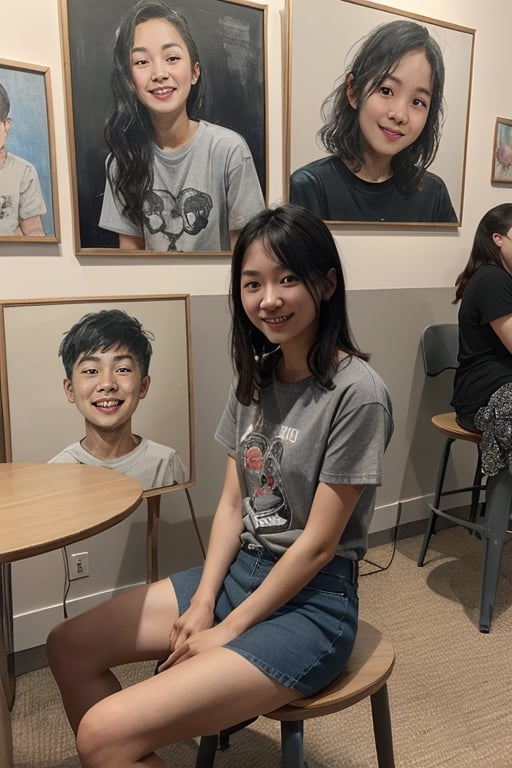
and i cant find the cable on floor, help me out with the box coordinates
[360,502,403,577]
[61,546,71,619]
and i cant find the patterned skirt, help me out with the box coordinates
[474,383,512,476]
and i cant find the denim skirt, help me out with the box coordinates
[169,546,359,697]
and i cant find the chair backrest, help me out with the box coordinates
[421,324,459,377]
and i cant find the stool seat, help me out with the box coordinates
[196,620,396,768]
[431,412,480,444]
[266,620,394,721]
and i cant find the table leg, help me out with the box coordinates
[0,565,15,710]
[0,567,13,767]
[146,495,161,583]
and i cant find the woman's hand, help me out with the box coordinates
[170,601,214,650]
[158,623,238,670]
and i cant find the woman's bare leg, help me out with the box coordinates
[47,578,176,733]
[75,646,299,768]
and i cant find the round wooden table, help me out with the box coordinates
[0,462,143,767]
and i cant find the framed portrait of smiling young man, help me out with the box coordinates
[0,295,194,489]
[285,0,475,227]
[60,0,267,257]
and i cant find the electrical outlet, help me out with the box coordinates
[69,551,89,580]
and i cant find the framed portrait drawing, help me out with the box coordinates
[0,295,194,496]
[491,117,512,184]
[59,0,267,257]
[285,0,475,227]
[0,58,59,242]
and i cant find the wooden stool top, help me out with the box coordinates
[431,412,481,444]
[265,620,395,722]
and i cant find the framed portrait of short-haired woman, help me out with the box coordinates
[60,0,267,256]
[285,0,475,227]
[0,58,59,242]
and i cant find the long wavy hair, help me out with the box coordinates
[230,204,369,405]
[454,204,512,303]
[319,20,445,195]
[104,1,204,226]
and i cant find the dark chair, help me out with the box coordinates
[417,323,512,632]
[195,620,395,768]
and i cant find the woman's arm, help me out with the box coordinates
[490,314,512,352]
[119,233,145,250]
[162,455,243,659]
[192,455,244,605]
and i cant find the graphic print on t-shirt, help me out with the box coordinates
[242,432,290,533]
[0,195,13,221]
[142,187,213,250]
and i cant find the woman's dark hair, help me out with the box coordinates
[230,204,369,405]
[454,203,512,302]
[319,20,445,195]
[59,309,154,379]
[104,0,204,226]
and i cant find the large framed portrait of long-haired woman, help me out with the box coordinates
[60,0,267,257]
[286,0,475,227]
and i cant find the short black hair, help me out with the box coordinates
[59,309,154,379]
[0,82,10,122]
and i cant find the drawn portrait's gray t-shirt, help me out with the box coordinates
[99,120,264,251]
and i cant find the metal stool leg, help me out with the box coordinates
[469,455,484,524]
[479,468,512,632]
[195,717,258,768]
[281,720,304,768]
[418,438,454,565]
[370,684,395,768]
[195,735,219,768]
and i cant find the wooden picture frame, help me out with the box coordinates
[491,117,512,184]
[59,0,267,256]
[285,0,475,227]
[0,295,194,497]
[0,58,59,242]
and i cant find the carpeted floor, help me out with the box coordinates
[10,527,512,767]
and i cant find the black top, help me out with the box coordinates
[452,265,512,424]
[289,155,457,223]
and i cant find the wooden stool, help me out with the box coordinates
[196,620,395,768]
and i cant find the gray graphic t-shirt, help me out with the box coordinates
[215,357,393,561]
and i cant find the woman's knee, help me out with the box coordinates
[47,619,71,668]
[76,705,112,767]
[47,616,89,676]
[76,700,139,768]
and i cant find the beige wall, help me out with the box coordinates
[1,0,508,649]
